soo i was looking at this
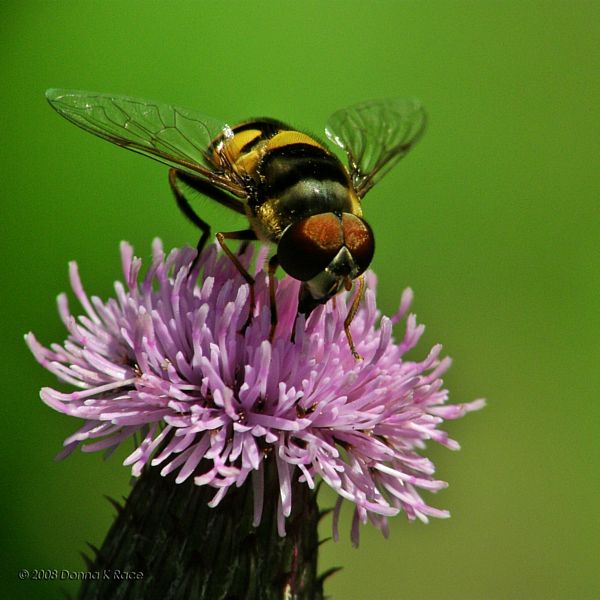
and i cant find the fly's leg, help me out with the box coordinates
[344,275,366,361]
[169,169,211,269]
[237,238,253,257]
[216,230,258,334]
[290,310,300,344]
[267,255,279,342]
[169,168,247,273]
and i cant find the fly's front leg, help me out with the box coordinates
[267,255,279,342]
[216,230,258,334]
[344,275,366,361]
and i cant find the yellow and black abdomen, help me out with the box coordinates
[215,118,287,177]
[242,127,362,241]
[212,120,362,241]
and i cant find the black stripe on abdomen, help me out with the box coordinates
[259,143,348,199]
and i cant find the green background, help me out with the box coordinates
[2,1,598,598]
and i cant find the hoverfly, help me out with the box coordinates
[46,89,426,359]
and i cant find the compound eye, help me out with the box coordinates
[341,214,375,276]
[278,213,343,281]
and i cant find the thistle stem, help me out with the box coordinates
[79,459,323,600]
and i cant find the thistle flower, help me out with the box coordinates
[27,240,483,549]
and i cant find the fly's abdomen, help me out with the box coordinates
[211,118,288,177]
[254,132,361,239]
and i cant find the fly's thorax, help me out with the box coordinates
[255,179,360,240]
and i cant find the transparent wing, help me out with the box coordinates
[46,89,247,197]
[325,97,426,198]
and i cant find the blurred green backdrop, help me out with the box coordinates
[2,1,598,598]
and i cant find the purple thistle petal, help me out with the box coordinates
[29,240,483,544]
